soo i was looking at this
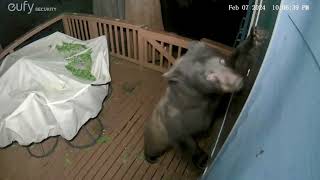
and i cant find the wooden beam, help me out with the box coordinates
[147,39,175,65]
[139,28,191,49]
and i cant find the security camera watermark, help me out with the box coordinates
[8,1,57,14]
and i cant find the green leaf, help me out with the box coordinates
[56,42,96,81]
[64,158,72,167]
[56,42,87,57]
[96,135,112,144]
[137,151,145,160]
[122,151,129,163]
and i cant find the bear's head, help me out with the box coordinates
[163,42,243,95]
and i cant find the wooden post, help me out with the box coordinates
[160,41,164,68]
[126,28,131,58]
[137,29,145,70]
[62,17,70,36]
[114,26,120,55]
[83,21,89,40]
[88,20,99,39]
[169,44,173,67]
[74,19,80,39]
[108,24,115,53]
[152,46,155,65]
[120,27,125,56]
[71,19,77,38]
[177,46,182,58]
[133,30,138,60]
[79,20,85,40]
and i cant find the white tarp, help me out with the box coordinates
[0,32,111,147]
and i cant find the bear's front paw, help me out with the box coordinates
[144,154,160,164]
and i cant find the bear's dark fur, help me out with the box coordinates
[144,42,243,169]
[228,27,268,89]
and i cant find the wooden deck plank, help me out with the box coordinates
[65,60,159,177]
[151,150,176,180]
[106,132,144,180]
[0,57,208,180]
[67,93,149,179]
[100,99,159,179]
[103,88,164,180]
[155,152,178,180]
[160,152,183,180]
[69,75,161,176]
[76,87,159,180]
[128,151,150,180]
[78,94,155,179]
[96,108,150,179]
[113,139,144,180]
[84,110,145,179]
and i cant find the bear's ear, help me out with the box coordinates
[250,26,256,35]
[187,41,201,49]
[186,41,207,54]
[162,55,185,83]
[163,68,180,83]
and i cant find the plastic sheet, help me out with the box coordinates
[0,32,111,147]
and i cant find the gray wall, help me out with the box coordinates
[202,0,320,179]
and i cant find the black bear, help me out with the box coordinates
[144,41,243,169]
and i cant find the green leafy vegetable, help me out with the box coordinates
[64,158,72,167]
[96,135,112,144]
[122,150,129,163]
[137,151,144,160]
[56,42,87,57]
[56,42,96,81]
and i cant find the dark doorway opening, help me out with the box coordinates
[160,0,249,46]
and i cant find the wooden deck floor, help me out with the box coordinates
[0,57,209,180]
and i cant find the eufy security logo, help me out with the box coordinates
[8,1,57,14]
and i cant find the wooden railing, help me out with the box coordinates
[62,14,143,65]
[138,28,190,72]
[0,13,233,73]
[62,13,193,72]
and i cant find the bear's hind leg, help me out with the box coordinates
[178,136,209,170]
[144,130,170,164]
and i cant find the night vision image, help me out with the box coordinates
[0,0,317,180]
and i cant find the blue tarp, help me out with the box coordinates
[202,0,320,179]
